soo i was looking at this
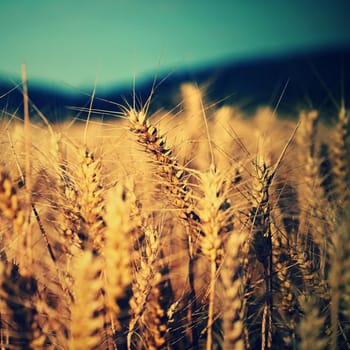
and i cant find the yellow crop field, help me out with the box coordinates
[0,82,349,350]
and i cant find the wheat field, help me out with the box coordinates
[0,82,349,350]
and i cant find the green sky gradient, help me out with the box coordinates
[1,0,349,88]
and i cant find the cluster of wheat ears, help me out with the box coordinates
[0,77,349,350]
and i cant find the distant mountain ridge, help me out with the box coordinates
[1,47,349,121]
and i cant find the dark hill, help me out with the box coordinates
[1,47,349,121]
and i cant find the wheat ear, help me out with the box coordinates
[104,178,138,348]
[126,107,200,347]
[221,229,246,350]
[69,250,104,350]
[0,260,49,348]
[297,111,330,283]
[140,227,173,350]
[249,145,274,350]
[127,108,193,213]
[0,169,25,270]
[190,165,233,350]
[0,169,25,239]
[297,295,327,350]
[330,107,349,205]
[328,203,350,350]
[75,148,105,252]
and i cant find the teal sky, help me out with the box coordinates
[1,0,350,89]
